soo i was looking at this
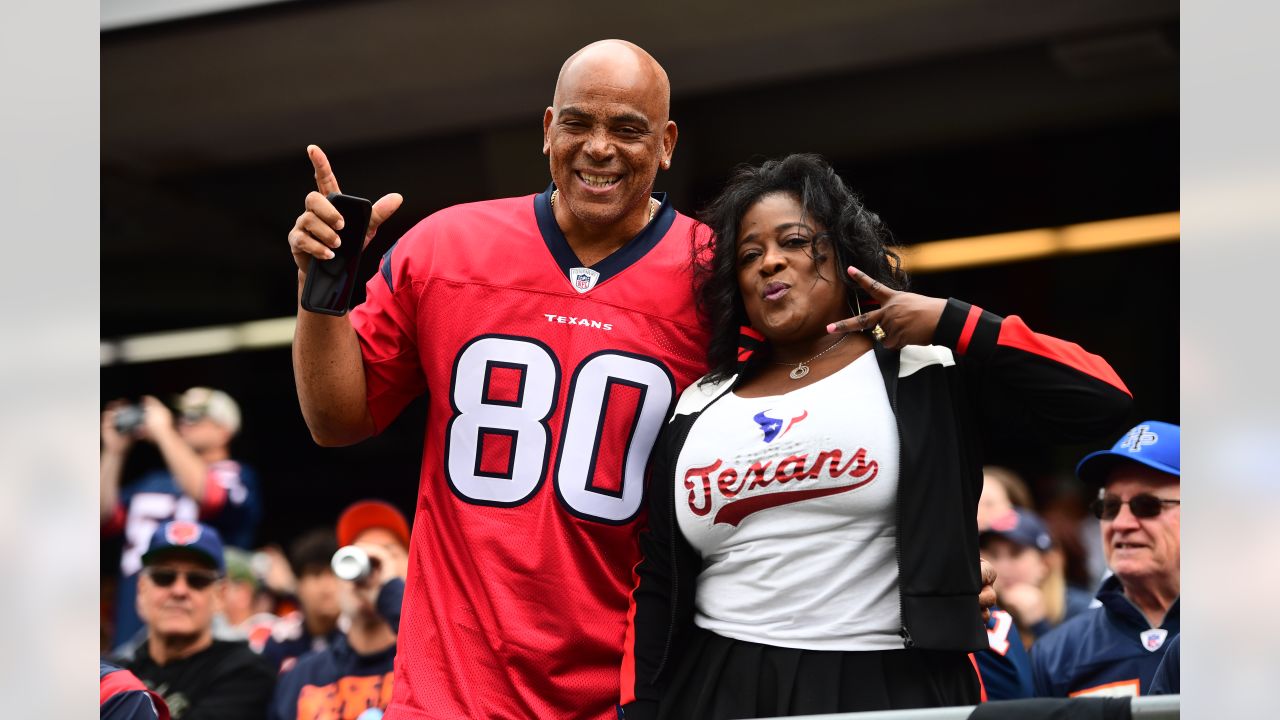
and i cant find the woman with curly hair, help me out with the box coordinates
[619,153,1133,719]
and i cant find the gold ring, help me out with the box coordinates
[872,325,886,341]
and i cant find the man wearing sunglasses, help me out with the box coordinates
[1030,420,1180,698]
[102,387,264,652]
[122,520,275,719]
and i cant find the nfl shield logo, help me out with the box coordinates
[569,267,600,294]
[1139,628,1168,652]
[165,520,202,546]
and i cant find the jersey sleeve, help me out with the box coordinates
[376,577,405,635]
[932,298,1133,442]
[974,610,1035,700]
[198,461,251,516]
[348,225,431,433]
[199,462,262,549]
[101,691,166,720]
[102,501,127,537]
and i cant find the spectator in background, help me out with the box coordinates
[122,521,275,719]
[101,388,263,650]
[270,501,409,720]
[214,548,279,652]
[101,660,170,720]
[973,468,1039,700]
[260,529,343,674]
[1031,421,1180,697]
[976,466,1034,530]
[1039,478,1107,595]
[980,506,1094,648]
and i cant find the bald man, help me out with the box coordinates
[287,40,711,718]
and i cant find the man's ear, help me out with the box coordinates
[542,107,555,155]
[211,580,228,613]
[660,120,678,169]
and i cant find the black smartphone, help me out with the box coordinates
[300,192,374,316]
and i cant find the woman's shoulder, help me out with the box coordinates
[674,373,736,417]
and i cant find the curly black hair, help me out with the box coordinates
[693,153,907,383]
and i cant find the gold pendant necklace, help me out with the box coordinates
[774,333,849,380]
[550,189,658,223]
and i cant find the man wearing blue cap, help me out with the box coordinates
[121,520,275,719]
[1030,421,1181,698]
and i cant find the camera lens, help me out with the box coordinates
[331,546,371,582]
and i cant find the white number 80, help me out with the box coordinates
[445,335,674,524]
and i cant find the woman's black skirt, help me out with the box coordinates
[656,627,980,719]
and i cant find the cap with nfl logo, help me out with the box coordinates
[1075,420,1180,486]
[141,520,226,573]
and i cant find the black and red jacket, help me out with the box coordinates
[619,298,1132,718]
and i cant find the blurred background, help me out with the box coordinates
[100,0,1177,580]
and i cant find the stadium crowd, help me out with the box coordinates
[100,39,1178,720]
[98,386,1180,719]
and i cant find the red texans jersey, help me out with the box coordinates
[349,187,709,719]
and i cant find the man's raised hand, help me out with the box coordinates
[287,144,404,274]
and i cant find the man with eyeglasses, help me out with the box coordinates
[121,520,275,719]
[102,387,264,652]
[1030,420,1180,698]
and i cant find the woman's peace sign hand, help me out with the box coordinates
[826,266,947,349]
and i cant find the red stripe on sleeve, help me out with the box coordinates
[200,469,228,517]
[956,305,982,356]
[619,560,642,706]
[968,653,988,703]
[998,316,1132,394]
[100,668,149,704]
[101,503,126,536]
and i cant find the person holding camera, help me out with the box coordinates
[102,387,263,651]
[270,500,408,720]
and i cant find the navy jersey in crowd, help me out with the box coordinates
[1030,575,1179,697]
[270,580,403,720]
[974,608,1035,700]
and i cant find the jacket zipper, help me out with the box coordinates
[887,357,913,649]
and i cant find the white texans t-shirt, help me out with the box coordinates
[675,351,902,650]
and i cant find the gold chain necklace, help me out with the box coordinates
[550,189,658,224]
[774,333,849,380]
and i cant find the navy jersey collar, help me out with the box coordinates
[1096,574,1180,630]
[534,183,675,287]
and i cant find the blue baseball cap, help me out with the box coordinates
[1076,420,1180,486]
[980,507,1053,552]
[141,520,226,573]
